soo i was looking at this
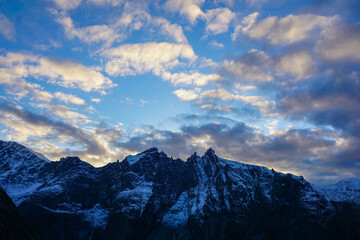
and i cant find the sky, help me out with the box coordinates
[0,0,359,185]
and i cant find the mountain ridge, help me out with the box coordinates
[0,140,359,239]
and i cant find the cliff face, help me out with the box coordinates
[0,186,38,240]
[0,140,359,240]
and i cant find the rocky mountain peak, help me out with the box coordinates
[141,147,158,154]
[0,142,359,240]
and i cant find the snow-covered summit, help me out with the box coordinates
[124,147,159,165]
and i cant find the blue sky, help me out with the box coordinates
[0,0,359,185]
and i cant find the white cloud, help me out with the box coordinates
[35,103,91,125]
[162,71,223,86]
[203,8,235,35]
[55,3,188,47]
[53,0,124,11]
[103,42,196,76]
[54,92,86,105]
[114,4,151,31]
[57,15,123,46]
[0,13,15,40]
[115,5,188,44]
[173,89,199,101]
[316,24,360,61]
[0,52,116,94]
[165,0,205,24]
[236,95,274,114]
[173,87,274,114]
[91,98,101,103]
[236,13,338,45]
[153,18,188,44]
[103,42,223,87]
[201,89,236,101]
[232,12,258,41]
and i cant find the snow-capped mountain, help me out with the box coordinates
[0,140,359,240]
[315,178,360,205]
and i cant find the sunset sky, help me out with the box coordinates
[0,0,359,185]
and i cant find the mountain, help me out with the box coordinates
[315,178,360,205]
[0,140,359,239]
[0,186,38,240]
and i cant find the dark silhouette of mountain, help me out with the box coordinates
[0,186,38,240]
[0,140,359,240]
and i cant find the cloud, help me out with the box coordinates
[0,13,15,40]
[0,53,116,93]
[222,49,274,82]
[222,49,316,83]
[115,114,359,184]
[173,89,199,101]
[34,103,91,125]
[0,52,115,98]
[276,51,315,80]
[165,0,205,24]
[208,40,224,48]
[53,0,82,11]
[277,75,360,137]
[102,42,219,87]
[162,72,223,86]
[316,23,360,61]
[103,42,196,76]
[91,98,101,103]
[54,92,86,105]
[153,18,188,44]
[56,15,123,46]
[88,0,124,6]
[235,13,338,45]
[203,8,235,35]
[0,100,119,165]
[53,0,124,11]
[173,87,274,114]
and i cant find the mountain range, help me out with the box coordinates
[0,140,359,240]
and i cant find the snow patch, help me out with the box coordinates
[82,204,109,229]
[163,191,189,227]
[125,153,145,165]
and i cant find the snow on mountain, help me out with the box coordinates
[0,140,359,239]
[0,140,49,205]
[315,178,360,204]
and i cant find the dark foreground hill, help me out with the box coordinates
[0,140,359,240]
[0,186,38,240]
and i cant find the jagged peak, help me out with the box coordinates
[204,148,216,158]
[141,147,158,154]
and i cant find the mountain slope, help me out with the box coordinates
[0,140,359,239]
[0,186,38,240]
[315,178,360,204]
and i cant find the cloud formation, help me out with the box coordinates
[0,13,15,40]
[0,52,116,95]
[235,13,338,45]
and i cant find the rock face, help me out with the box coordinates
[0,186,38,240]
[0,140,359,240]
